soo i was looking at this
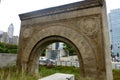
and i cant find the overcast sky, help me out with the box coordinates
[0,0,120,36]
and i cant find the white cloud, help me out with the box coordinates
[0,0,120,36]
[106,0,120,13]
[0,0,82,36]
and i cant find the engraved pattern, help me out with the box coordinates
[78,16,100,38]
[23,28,32,38]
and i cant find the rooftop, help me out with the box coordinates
[19,0,103,20]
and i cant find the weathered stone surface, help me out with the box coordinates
[38,73,74,80]
[17,0,112,80]
[0,53,17,67]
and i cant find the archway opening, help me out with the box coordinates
[27,36,85,79]
[39,42,80,79]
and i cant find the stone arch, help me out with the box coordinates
[19,25,97,78]
[17,1,113,80]
[27,36,84,76]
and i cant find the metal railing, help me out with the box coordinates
[54,61,79,67]
[112,62,120,69]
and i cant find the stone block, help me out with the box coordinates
[38,73,74,80]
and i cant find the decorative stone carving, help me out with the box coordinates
[23,28,32,38]
[78,16,100,38]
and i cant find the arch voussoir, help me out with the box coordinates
[21,26,97,78]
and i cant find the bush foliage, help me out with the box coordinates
[0,42,18,54]
[63,43,76,56]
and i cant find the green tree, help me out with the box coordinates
[63,43,76,56]
[41,49,46,56]
[0,42,18,54]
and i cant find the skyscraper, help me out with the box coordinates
[12,36,19,45]
[7,23,14,44]
[1,32,8,43]
[0,31,3,42]
[109,9,120,55]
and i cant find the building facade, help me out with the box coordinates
[12,36,19,45]
[0,23,18,45]
[7,23,14,44]
[46,42,67,60]
[0,31,3,42]
[109,9,120,55]
[0,32,8,43]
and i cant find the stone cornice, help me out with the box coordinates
[19,0,103,20]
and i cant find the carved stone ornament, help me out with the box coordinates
[23,28,32,38]
[78,16,100,38]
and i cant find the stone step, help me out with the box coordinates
[38,73,74,80]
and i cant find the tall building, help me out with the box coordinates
[0,24,18,45]
[7,23,14,44]
[0,31,3,42]
[51,42,60,50]
[12,36,19,45]
[0,32,8,43]
[109,9,120,55]
[46,42,67,60]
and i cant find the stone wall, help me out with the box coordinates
[0,53,17,67]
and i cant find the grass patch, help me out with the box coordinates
[113,69,120,80]
[0,66,38,80]
[39,65,79,77]
[39,65,93,80]
[0,65,120,80]
[39,65,120,80]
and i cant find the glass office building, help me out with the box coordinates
[109,9,120,55]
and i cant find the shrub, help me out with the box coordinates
[0,42,18,54]
[0,66,38,80]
